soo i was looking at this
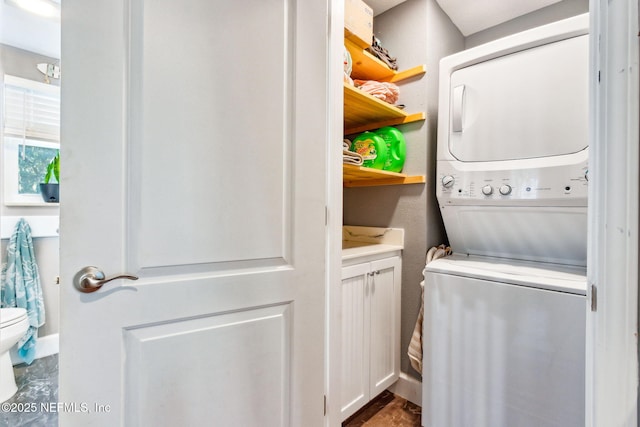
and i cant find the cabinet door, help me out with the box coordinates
[340,262,371,421]
[369,256,402,397]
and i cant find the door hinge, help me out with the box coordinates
[323,395,327,416]
[591,284,597,312]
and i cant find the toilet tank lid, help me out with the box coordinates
[0,308,28,327]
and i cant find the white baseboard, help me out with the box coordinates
[388,371,422,407]
[10,333,59,365]
[34,333,59,359]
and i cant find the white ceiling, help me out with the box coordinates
[435,0,563,36]
[366,0,408,16]
[0,0,61,59]
[368,0,564,36]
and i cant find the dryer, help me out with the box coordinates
[423,13,589,427]
[436,14,589,267]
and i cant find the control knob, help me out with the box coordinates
[499,184,512,195]
[481,185,493,196]
[441,175,455,188]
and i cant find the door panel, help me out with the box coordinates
[340,263,370,421]
[369,257,401,397]
[124,304,290,426]
[128,0,292,270]
[60,0,328,425]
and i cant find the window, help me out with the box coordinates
[2,75,60,205]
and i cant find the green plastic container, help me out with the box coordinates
[350,132,388,170]
[376,126,406,173]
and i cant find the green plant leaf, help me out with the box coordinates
[43,151,60,184]
[53,153,60,182]
[44,163,52,183]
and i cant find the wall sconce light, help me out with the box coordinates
[5,0,61,20]
[37,63,61,83]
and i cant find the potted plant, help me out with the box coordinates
[39,152,59,203]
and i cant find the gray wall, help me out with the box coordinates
[465,0,589,48]
[0,44,60,337]
[343,0,463,381]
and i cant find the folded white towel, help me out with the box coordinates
[342,139,364,166]
[343,148,364,165]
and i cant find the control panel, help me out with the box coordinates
[437,159,589,206]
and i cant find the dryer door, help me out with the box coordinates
[448,34,588,162]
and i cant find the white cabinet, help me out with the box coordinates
[340,254,402,421]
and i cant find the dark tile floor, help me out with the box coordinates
[0,354,58,427]
[343,390,422,427]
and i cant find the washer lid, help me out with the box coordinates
[0,307,28,328]
[425,253,586,295]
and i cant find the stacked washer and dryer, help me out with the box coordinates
[423,14,589,427]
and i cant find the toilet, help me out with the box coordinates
[0,308,29,402]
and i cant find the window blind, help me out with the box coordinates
[3,75,60,142]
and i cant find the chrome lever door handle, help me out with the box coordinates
[74,266,138,293]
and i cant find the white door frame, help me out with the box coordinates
[326,1,344,426]
[587,1,639,425]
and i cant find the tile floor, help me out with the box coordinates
[0,354,58,427]
[343,390,422,427]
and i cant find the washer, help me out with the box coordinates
[424,14,589,427]
[423,254,585,427]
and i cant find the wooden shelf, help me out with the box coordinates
[343,164,426,187]
[345,39,426,83]
[342,36,426,186]
[344,83,425,135]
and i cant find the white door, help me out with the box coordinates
[340,262,370,421]
[59,0,328,425]
[368,256,401,398]
[339,256,401,421]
